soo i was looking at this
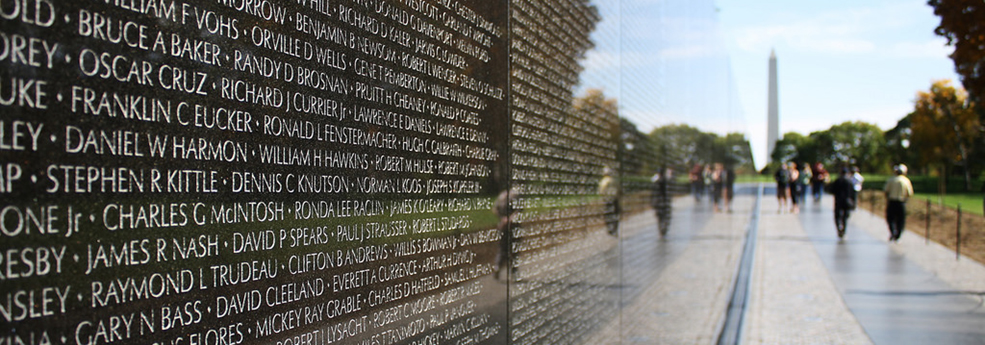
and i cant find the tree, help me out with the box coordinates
[885,114,917,173]
[910,80,980,190]
[713,133,756,174]
[929,0,985,174]
[929,0,985,104]
[649,124,716,167]
[620,117,655,177]
[648,125,754,173]
[770,132,816,166]
[814,121,888,173]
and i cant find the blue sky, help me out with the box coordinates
[717,0,960,168]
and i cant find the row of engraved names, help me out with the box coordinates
[0,164,486,195]
[0,50,492,118]
[4,278,496,345]
[3,0,496,75]
[50,1,504,102]
[0,81,497,166]
[0,197,494,237]
[0,120,492,167]
[1,247,490,308]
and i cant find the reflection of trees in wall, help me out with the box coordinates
[648,124,754,174]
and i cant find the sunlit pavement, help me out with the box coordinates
[589,184,985,344]
[786,192,985,345]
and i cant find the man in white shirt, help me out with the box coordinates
[851,166,864,192]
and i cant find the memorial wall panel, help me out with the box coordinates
[1,0,509,344]
[506,0,622,343]
[1,0,748,344]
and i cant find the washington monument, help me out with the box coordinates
[767,49,779,164]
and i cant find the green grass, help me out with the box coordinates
[913,193,985,216]
[862,174,983,194]
[735,174,774,183]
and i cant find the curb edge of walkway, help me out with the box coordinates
[716,183,763,345]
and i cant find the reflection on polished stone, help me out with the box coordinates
[0,0,746,344]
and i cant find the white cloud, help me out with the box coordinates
[889,39,954,58]
[732,1,937,57]
[582,50,621,71]
[734,14,875,54]
[659,44,724,59]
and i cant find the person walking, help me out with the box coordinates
[774,163,790,212]
[652,168,673,236]
[788,163,801,213]
[811,162,828,202]
[884,164,913,242]
[702,165,714,200]
[599,166,621,236]
[689,163,704,201]
[724,165,736,212]
[850,166,864,192]
[796,162,812,204]
[712,163,725,212]
[831,167,857,239]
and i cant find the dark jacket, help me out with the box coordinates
[831,175,856,210]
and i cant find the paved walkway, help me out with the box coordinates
[749,186,985,344]
[585,188,753,344]
[587,184,985,344]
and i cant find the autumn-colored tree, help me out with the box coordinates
[929,0,985,104]
[910,80,979,190]
[929,0,985,171]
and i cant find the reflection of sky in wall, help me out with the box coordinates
[578,0,959,169]
[578,0,748,157]
[578,0,621,107]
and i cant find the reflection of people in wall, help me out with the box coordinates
[599,166,620,236]
[712,163,725,212]
[689,163,705,201]
[493,188,518,281]
[703,165,714,200]
[725,165,736,212]
[652,168,673,236]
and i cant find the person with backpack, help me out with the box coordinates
[774,163,790,212]
[831,167,857,239]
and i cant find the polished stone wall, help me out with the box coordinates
[0,0,744,344]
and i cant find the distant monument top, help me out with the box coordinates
[767,48,779,164]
